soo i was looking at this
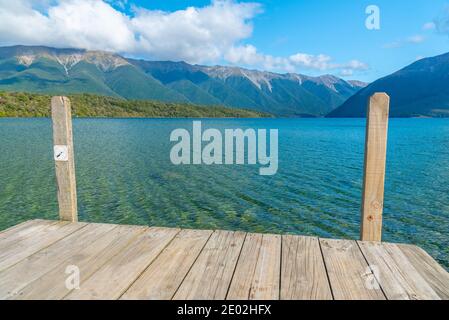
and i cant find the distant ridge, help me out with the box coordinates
[0,45,366,117]
[328,52,449,118]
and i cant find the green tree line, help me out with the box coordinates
[0,91,272,118]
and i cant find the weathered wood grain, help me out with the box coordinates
[398,244,449,300]
[320,238,385,300]
[65,227,179,300]
[0,222,86,272]
[0,219,49,236]
[51,96,77,222]
[360,93,390,241]
[227,233,281,300]
[0,220,57,251]
[0,223,115,299]
[281,235,332,300]
[14,225,147,300]
[121,229,212,300]
[0,220,447,300]
[173,230,246,300]
[358,241,440,300]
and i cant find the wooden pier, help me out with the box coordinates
[1,219,448,300]
[0,94,448,300]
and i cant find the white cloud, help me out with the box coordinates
[130,1,260,63]
[0,0,368,76]
[0,0,260,63]
[225,45,264,65]
[225,45,367,75]
[384,34,425,48]
[288,54,368,74]
[339,69,354,77]
[289,53,332,70]
[423,22,436,30]
[0,0,135,52]
[224,45,294,72]
[407,35,425,44]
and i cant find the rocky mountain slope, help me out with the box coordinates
[0,45,366,117]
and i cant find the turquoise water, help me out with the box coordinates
[0,118,448,269]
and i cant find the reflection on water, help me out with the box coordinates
[0,118,448,269]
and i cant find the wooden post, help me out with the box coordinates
[360,93,390,241]
[51,96,78,222]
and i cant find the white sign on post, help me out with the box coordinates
[54,145,69,162]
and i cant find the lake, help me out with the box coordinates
[0,118,448,269]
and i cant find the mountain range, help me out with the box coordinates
[328,52,449,118]
[0,45,366,117]
[2,45,449,118]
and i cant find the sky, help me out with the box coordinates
[0,0,449,82]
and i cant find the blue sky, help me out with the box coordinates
[122,0,449,81]
[250,0,449,81]
[1,0,449,82]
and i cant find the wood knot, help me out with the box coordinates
[367,215,374,221]
[370,200,382,210]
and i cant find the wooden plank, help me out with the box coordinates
[65,227,179,300]
[0,220,57,251]
[398,244,449,299]
[319,238,385,300]
[360,93,390,241]
[0,223,116,299]
[280,235,332,300]
[14,225,147,300]
[51,96,77,222]
[173,230,246,300]
[121,229,213,300]
[2,220,446,301]
[227,233,281,300]
[0,219,49,236]
[358,241,440,300]
[0,222,86,272]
